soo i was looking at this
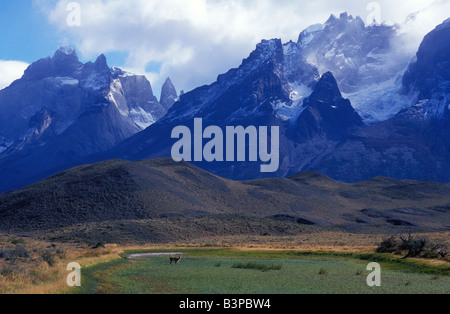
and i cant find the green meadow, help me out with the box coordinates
[72,249,450,294]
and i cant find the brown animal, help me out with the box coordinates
[170,255,182,264]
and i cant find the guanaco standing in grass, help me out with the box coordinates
[170,255,182,264]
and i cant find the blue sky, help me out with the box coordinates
[0,1,129,65]
[0,1,58,62]
[1,0,449,94]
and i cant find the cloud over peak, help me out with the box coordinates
[36,0,450,94]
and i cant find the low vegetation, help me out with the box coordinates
[377,235,448,260]
[0,235,121,294]
[232,262,283,272]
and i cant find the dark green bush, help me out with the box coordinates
[232,262,282,272]
[41,251,56,266]
[10,238,25,245]
[376,236,401,254]
[12,245,30,258]
[0,250,11,260]
[55,249,66,259]
[92,242,105,249]
[0,268,14,277]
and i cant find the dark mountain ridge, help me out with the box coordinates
[0,158,448,242]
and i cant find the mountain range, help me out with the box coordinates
[1,13,450,194]
[101,14,450,183]
[0,48,177,192]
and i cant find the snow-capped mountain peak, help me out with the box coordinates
[0,47,176,192]
[295,13,414,122]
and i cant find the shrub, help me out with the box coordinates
[0,268,14,277]
[399,235,447,259]
[10,238,26,245]
[55,249,66,259]
[12,245,30,258]
[41,251,56,266]
[0,249,11,260]
[376,235,448,260]
[92,242,105,249]
[376,236,401,254]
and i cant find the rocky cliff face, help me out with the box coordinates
[402,18,450,119]
[0,48,171,193]
[295,72,364,141]
[160,77,178,111]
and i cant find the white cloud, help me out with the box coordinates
[0,61,29,90]
[36,0,450,95]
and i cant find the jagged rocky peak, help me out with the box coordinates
[94,53,108,69]
[53,46,78,60]
[331,12,364,26]
[296,71,364,141]
[308,71,343,103]
[160,77,178,110]
[241,39,283,69]
[22,46,83,81]
[299,12,364,45]
[216,38,284,86]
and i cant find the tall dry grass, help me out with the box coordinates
[0,236,123,294]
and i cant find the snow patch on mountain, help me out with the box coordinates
[55,77,79,86]
[272,83,312,121]
[129,107,156,129]
[282,41,299,56]
[294,13,415,122]
[343,76,416,123]
[111,67,134,78]
[82,71,109,90]
[107,79,128,116]
[298,24,325,47]
[107,78,159,130]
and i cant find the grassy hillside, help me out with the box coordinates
[0,158,449,243]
